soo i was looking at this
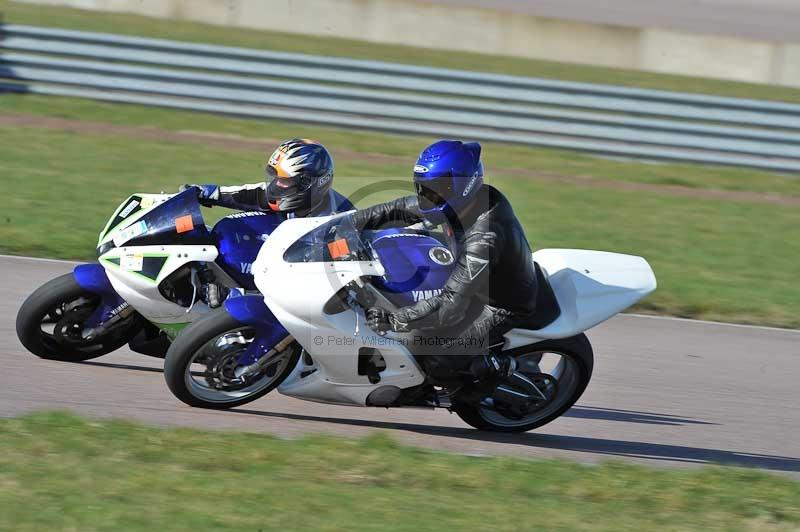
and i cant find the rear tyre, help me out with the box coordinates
[16,273,139,362]
[453,334,594,433]
[164,308,300,409]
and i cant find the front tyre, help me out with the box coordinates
[164,309,300,409]
[16,273,140,362]
[453,334,594,433]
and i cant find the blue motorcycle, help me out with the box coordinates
[16,188,300,407]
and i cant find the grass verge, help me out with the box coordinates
[0,95,798,327]
[2,0,800,103]
[1,412,798,531]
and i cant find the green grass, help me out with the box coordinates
[1,94,799,327]
[1,412,798,531]
[3,0,800,103]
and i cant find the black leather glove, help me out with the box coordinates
[366,307,393,335]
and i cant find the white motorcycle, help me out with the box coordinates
[164,212,656,432]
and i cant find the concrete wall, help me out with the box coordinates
[15,0,800,88]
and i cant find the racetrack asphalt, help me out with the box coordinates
[1,255,798,474]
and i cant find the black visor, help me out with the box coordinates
[265,166,314,194]
[413,172,453,211]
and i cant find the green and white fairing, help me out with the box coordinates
[95,192,229,338]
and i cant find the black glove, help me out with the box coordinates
[366,307,393,335]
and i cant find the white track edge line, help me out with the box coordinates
[0,254,81,265]
[622,313,800,334]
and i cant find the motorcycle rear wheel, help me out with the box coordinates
[453,334,594,433]
[16,273,140,362]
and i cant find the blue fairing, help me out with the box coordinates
[73,263,126,327]
[368,229,454,307]
[224,294,291,366]
[212,212,283,290]
[74,263,115,295]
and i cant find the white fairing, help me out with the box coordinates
[253,214,656,406]
[503,248,657,349]
[97,193,228,331]
[252,214,425,406]
[101,245,219,326]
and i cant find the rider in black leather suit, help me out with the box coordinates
[360,140,539,380]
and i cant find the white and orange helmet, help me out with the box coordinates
[265,138,334,216]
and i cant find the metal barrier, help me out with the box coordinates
[2,24,799,172]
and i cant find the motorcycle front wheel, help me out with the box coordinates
[163,308,300,409]
[15,273,140,362]
[453,334,594,433]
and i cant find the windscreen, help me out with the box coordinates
[283,214,373,263]
[97,189,208,255]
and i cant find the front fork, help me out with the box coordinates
[223,294,294,372]
[72,263,134,339]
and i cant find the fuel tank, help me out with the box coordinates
[212,211,283,290]
[368,228,455,306]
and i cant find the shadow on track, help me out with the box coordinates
[231,408,799,473]
[78,361,715,425]
[76,362,714,427]
[77,361,793,470]
[565,406,716,426]
[79,360,163,374]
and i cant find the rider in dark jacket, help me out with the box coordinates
[187,138,353,217]
[358,140,539,380]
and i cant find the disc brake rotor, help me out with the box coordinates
[201,331,254,391]
[51,300,96,345]
[203,353,243,390]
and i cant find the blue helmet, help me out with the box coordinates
[413,140,484,223]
